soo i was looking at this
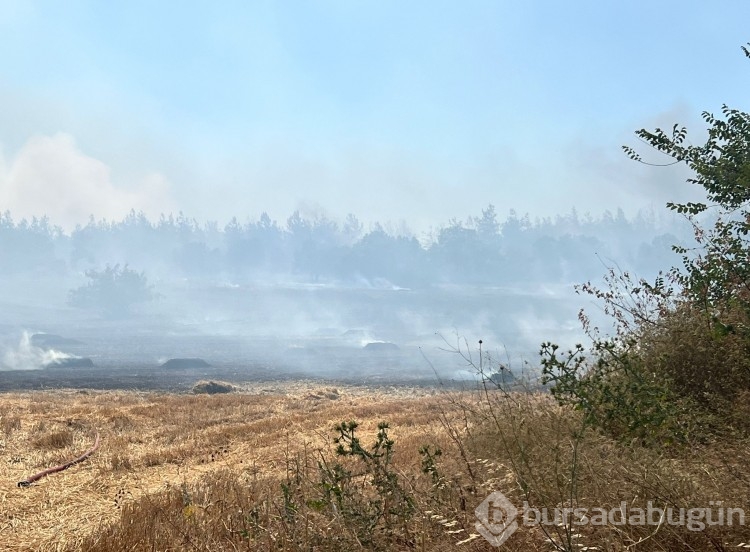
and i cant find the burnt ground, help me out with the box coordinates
[0,364,465,392]
[0,322,517,393]
[0,363,276,392]
[0,354,471,393]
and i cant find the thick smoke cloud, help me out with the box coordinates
[0,133,174,231]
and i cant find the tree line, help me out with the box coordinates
[0,205,687,288]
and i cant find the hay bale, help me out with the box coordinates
[192,380,235,394]
[305,388,340,401]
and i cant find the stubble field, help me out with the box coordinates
[0,382,478,551]
[4,380,750,552]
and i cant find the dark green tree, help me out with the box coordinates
[622,44,750,316]
[68,264,155,317]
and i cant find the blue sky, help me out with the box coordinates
[0,1,749,232]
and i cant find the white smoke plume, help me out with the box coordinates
[1,331,74,370]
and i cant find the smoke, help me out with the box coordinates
[1,331,74,370]
[0,133,174,231]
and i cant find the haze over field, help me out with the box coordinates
[0,2,748,384]
[0,206,690,381]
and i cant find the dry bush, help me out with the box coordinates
[541,297,750,447]
[638,300,750,415]
[459,386,750,551]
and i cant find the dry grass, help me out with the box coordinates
[1,382,749,551]
[460,387,750,551]
[0,382,466,551]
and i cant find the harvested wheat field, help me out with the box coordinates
[0,382,493,551]
[3,381,750,552]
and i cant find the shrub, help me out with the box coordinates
[68,264,155,317]
[542,45,750,445]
